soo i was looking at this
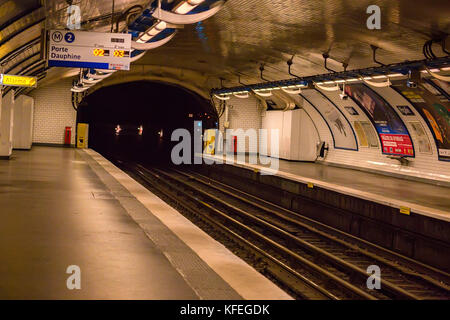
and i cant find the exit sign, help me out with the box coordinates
[0,74,37,87]
[48,30,132,70]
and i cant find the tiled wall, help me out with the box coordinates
[214,88,450,183]
[217,95,264,153]
[28,78,76,145]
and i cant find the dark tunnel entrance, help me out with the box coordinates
[77,81,218,165]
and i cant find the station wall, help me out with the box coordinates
[216,88,450,184]
[217,95,263,153]
[28,78,76,146]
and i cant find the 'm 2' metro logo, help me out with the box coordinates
[52,31,63,43]
[65,32,75,43]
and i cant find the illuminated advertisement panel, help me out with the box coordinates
[345,84,414,157]
[392,80,450,161]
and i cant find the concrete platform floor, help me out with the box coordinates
[0,147,200,299]
[203,154,450,221]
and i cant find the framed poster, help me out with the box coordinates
[301,89,358,151]
[345,84,414,157]
[360,121,379,148]
[397,105,415,116]
[353,122,368,147]
[392,80,450,161]
[409,121,432,154]
[424,78,450,103]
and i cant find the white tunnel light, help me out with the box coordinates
[346,78,360,82]
[315,82,340,91]
[253,90,272,97]
[214,94,230,100]
[334,80,346,83]
[281,87,302,95]
[233,92,249,98]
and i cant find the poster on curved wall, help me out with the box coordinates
[300,90,358,151]
[345,84,414,157]
[391,80,450,161]
[426,78,450,99]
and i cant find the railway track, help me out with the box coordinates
[124,162,450,300]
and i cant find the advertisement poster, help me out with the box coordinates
[425,78,450,102]
[392,80,450,161]
[409,121,432,154]
[353,122,368,147]
[301,90,358,150]
[345,84,414,156]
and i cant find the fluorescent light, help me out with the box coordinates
[441,67,450,71]
[346,78,359,82]
[324,81,334,84]
[373,75,387,79]
[335,79,345,83]
[363,77,372,80]
[315,82,324,85]
[138,21,167,42]
[175,0,205,14]
[387,73,403,77]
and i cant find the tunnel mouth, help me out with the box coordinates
[77,80,218,165]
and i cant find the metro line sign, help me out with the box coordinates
[47,30,131,70]
[0,74,37,87]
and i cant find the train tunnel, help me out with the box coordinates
[76,81,217,164]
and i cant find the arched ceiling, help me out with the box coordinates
[1,0,449,96]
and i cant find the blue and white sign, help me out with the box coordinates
[48,30,132,70]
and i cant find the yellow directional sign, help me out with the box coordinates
[0,74,37,87]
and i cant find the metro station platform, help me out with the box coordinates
[203,154,450,222]
[0,146,291,300]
